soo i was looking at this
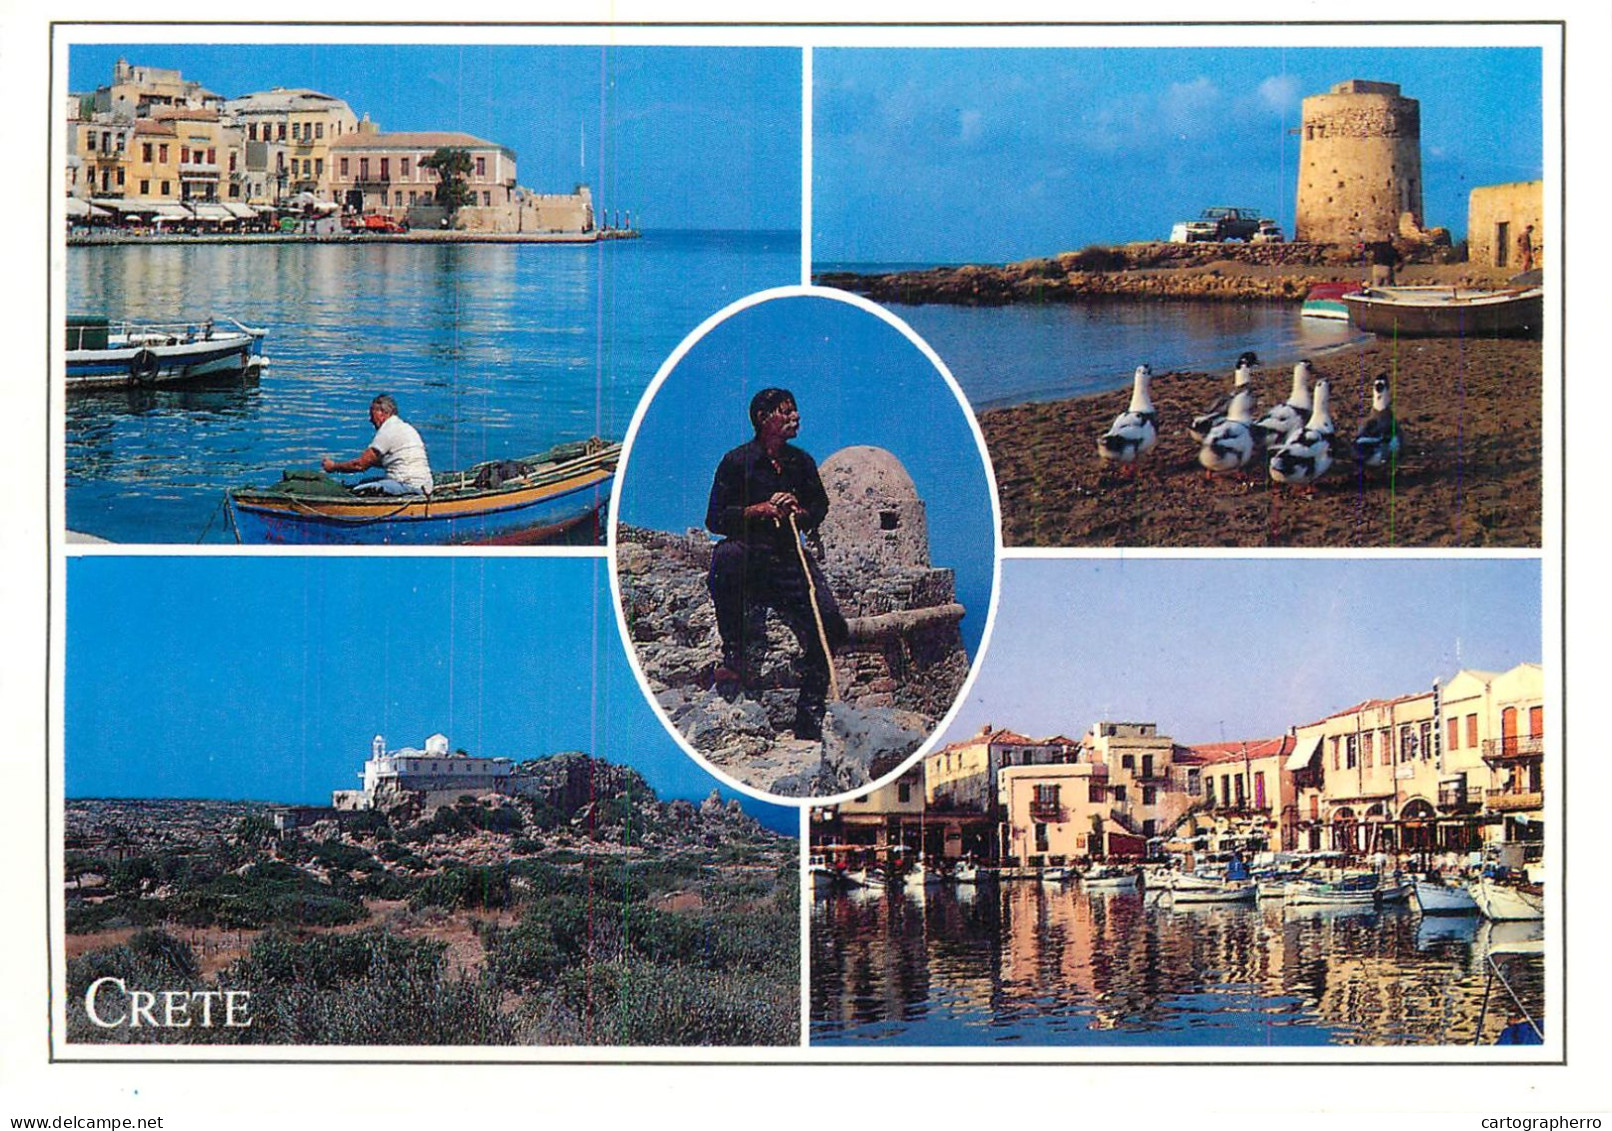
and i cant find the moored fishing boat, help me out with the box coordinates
[1411,874,1480,915]
[1285,873,1392,908]
[67,315,268,390]
[1161,871,1257,903]
[1341,284,1543,338]
[227,438,620,546]
[1300,281,1363,320]
[1080,864,1140,890]
[1470,877,1544,921]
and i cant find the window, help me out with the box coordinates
[1185,768,1201,794]
[1345,735,1357,769]
[1141,786,1156,806]
[359,158,369,180]
[248,123,257,141]
[340,157,349,178]
[101,131,110,151]
[1089,783,1105,804]
[475,156,486,177]
[1121,755,1134,770]
[1112,785,1126,802]
[315,159,323,176]
[1034,823,1049,853]
[1529,706,1543,738]
[394,191,402,206]
[140,179,149,194]
[160,181,170,194]
[1141,755,1153,778]
[1447,717,1460,751]
[181,146,190,164]
[276,152,284,172]
[400,157,410,176]
[1033,784,1060,807]
[1362,731,1374,768]
[482,190,491,206]
[207,147,215,164]
[380,157,389,179]
[116,169,124,186]
[998,751,1009,768]
[87,132,96,151]
[1420,721,1433,761]
[100,171,109,191]
[1331,736,1341,770]
[159,144,169,163]
[1253,771,1266,809]
[1234,776,1246,806]
[1399,723,1416,761]
[1466,714,1478,748]
[1205,778,1216,805]
[897,784,911,803]
[408,191,416,204]
[143,142,153,162]
[316,122,324,139]
[277,122,286,141]
[229,153,236,172]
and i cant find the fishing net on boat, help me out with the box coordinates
[254,469,357,498]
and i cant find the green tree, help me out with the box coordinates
[420,147,475,217]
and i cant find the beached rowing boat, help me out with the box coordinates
[226,437,619,546]
[1300,281,1363,320]
[1341,285,1543,338]
[67,315,267,390]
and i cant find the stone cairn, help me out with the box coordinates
[616,445,970,797]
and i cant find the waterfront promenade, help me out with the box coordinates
[67,228,640,248]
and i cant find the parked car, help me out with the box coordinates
[1252,219,1285,243]
[346,214,409,234]
[1169,206,1269,243]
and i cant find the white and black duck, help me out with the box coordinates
[1197,382,1259,475]
[1253,359,1314,449]
[1097,364,1159,468]
[1269,377,1336,487]
[1353,372,1403,470]
[1189,350,1258,444]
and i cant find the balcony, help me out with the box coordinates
[1028,801,1064,822]
[1437,785,1483,812]
[354,176,392,188]
[1486,789,1544,813]
[1483,736,1544,763]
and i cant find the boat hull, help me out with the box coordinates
[1471,878,1544,921]
[229,468,613,547]
[67,327,266,390]
[1342,287,1543,338]
[1167,883,1257,904]
[1412,879,1480,915]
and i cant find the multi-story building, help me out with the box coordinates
[224,88,361,202]
[1080,721,1195,840]
[999,761,1129,866]
[1185,736,1296,854]
[90,58,222,120]
[812,764,928,854]
[328,129,518,217]
[924,724,1078,815]
[1456,663,1546,858]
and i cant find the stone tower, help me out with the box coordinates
[1295,80,1423,244]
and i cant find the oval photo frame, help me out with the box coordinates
[608,286,1002,806]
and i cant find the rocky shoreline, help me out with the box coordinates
[817,241,1511,307]
[980,335,1542,548]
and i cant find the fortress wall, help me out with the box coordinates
[1468,181,1544,269]
[1296,82,1423,244]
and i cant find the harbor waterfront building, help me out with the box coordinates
[224,88,361,204]
[1295,79,1424,245]
[814,663,1545,871]
[329,129,516,217]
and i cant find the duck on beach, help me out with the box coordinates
[1353,373,1403,471]
[1097,364,1159,471]
[1269,377,1336,488]
[1253,360,1314,449]
[1197,381,1260,477]
[1189,351,1258,444]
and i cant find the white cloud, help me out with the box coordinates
[1159,76,1221,133]
[1257,74,1302,113]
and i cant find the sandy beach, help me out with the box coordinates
[979,336,1542,548]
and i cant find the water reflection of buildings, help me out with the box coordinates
[813,663,1544,869]
[811,887,1544,1045]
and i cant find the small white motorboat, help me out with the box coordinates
[1080,864,1140,890]
[1411,875,1480,915]
[67,315,267,390]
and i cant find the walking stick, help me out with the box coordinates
[788,510,840,703]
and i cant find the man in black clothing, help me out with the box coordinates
[706,387,848,740]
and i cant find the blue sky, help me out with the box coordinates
[69,44,802,232]
[66,556,795,831]
[815,46,1544,265]
[616,291,996,659]
[947,558,1541,747]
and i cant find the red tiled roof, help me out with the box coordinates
[1299,690,1432,729]
[1186,736,1294,765]
[330,130,506,151]
[133,119,176,136]
[152,106,219,122]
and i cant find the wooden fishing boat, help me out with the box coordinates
[1341,285,1543,338]
[67,315,267,390]
[227,438,619,546]
[1161,872,1257,904]
[1470,877,1545,922]
[1080,864,1140,890]
[1300,281,1363,320]
[1411,875,1480,915]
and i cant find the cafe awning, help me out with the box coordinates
[220,202,258,219]
[1284,734,1323,772]
[150,204,191,221]
[188,202,233,221]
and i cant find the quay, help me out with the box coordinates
[68,228,640,248]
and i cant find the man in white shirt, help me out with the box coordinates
[323,394,434,495]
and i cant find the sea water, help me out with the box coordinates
[810,884,1544,1047]
[65,230,799,543]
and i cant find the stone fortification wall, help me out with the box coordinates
[406,186,593,234]
[1296,80,1423,244]
[1468,181,1544,270]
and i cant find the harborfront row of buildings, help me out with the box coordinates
[67,58,596,234]
[814,662,1545,869]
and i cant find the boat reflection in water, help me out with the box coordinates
[810,883,1544,1046]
